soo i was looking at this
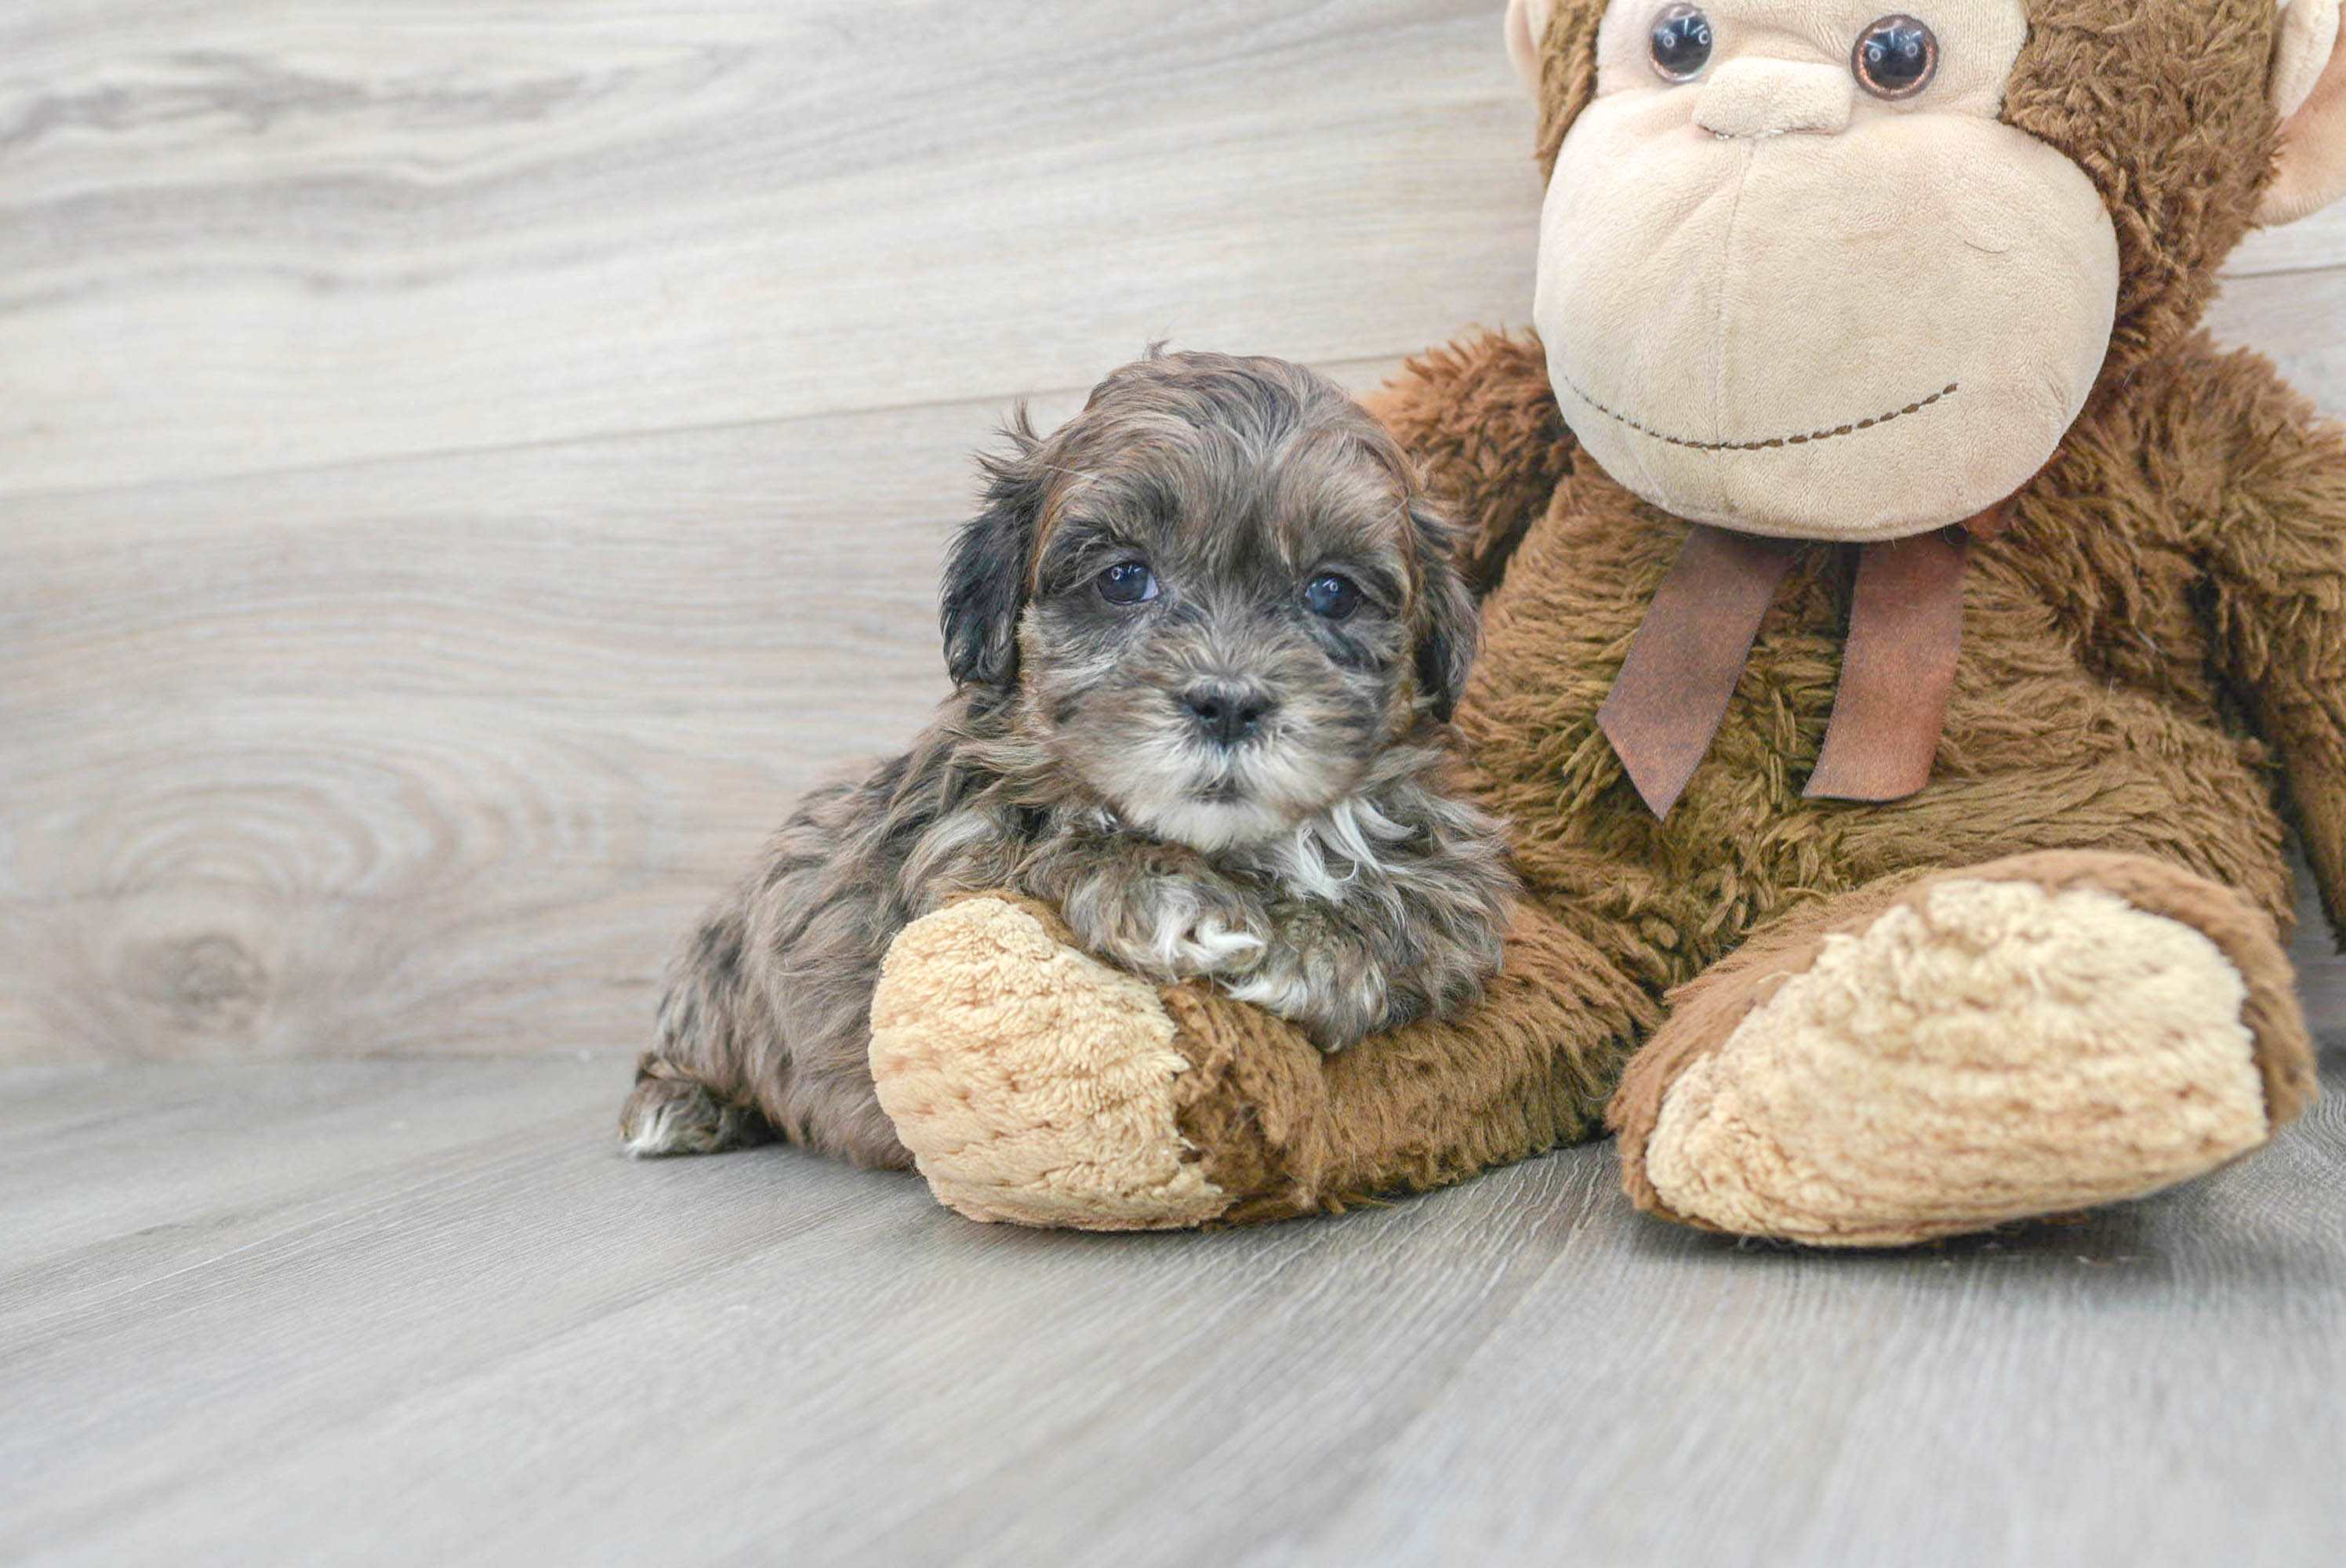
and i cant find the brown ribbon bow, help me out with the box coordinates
[1598,502,2013,818]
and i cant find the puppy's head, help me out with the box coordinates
[941,350,1479,852]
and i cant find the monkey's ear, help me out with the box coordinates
[1505,0,1557,96]
[940,413,1047,689]
[1408,497,1482,724]
[2262,0,2346,225]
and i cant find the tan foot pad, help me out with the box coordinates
[869,897,1230,1231]
[1647,879,2272,1247]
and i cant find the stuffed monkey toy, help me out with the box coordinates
[861,0,2346,1244]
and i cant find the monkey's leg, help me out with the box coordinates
[866,895,1651,1229]
[1609,851,2319,1247]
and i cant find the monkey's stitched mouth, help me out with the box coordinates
[1559,373,1961,453]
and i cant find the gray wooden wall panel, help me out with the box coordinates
[4,405,982,1061]
[0,0,1541,495]
[3,0,2344,1067]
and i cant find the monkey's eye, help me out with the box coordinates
[1303,573,1362,621]
[1648,4,1714,83]
[1095,561,1159,606]
[1853,15,1938,99]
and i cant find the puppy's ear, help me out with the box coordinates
[941,410,1048,688]
[1407,496,1481,723]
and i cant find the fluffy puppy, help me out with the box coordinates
[621,351,1516,1167]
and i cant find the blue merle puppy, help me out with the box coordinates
[621,351,1517,1167]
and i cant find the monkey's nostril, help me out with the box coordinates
[1180,684,1275,746]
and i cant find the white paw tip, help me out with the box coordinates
[622,1101,685,1159]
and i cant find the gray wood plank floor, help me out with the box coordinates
[5,1040,2341,1568]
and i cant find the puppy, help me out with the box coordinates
[621,351,1516,1167]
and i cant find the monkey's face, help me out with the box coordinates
[1534,1,2119,541]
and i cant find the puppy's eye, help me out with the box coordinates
[1095,561,1159,606]
[1303,573,1361,621]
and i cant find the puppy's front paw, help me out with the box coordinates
[1068,884,1266,982]
[1219,951,1400,1054]
[1170,913,1267,976]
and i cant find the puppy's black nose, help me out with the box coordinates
[1180,684,1275,746]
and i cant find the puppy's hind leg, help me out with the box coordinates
[619,914,779,1160]
[620,1063,775,1160]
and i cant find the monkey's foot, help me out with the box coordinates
[868,897,1233,1230]
[1611,852,2318,1247]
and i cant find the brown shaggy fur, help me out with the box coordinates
[619,353,1516,1167]
[1137,0,2339,1223]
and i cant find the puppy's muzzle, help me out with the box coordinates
[1179,681,1277,748]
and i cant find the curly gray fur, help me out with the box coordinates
[621,352,1516,1167]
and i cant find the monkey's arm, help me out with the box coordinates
[870,890,1652,1227]
[2193,359,2346,944]
[1363,332,1576,594]
[1156,896,1650,1221]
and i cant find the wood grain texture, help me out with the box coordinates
[1,1049,2340,1567]
[0,0,1543,496]
[2,402,962,1062]
[3,1,2336,499]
